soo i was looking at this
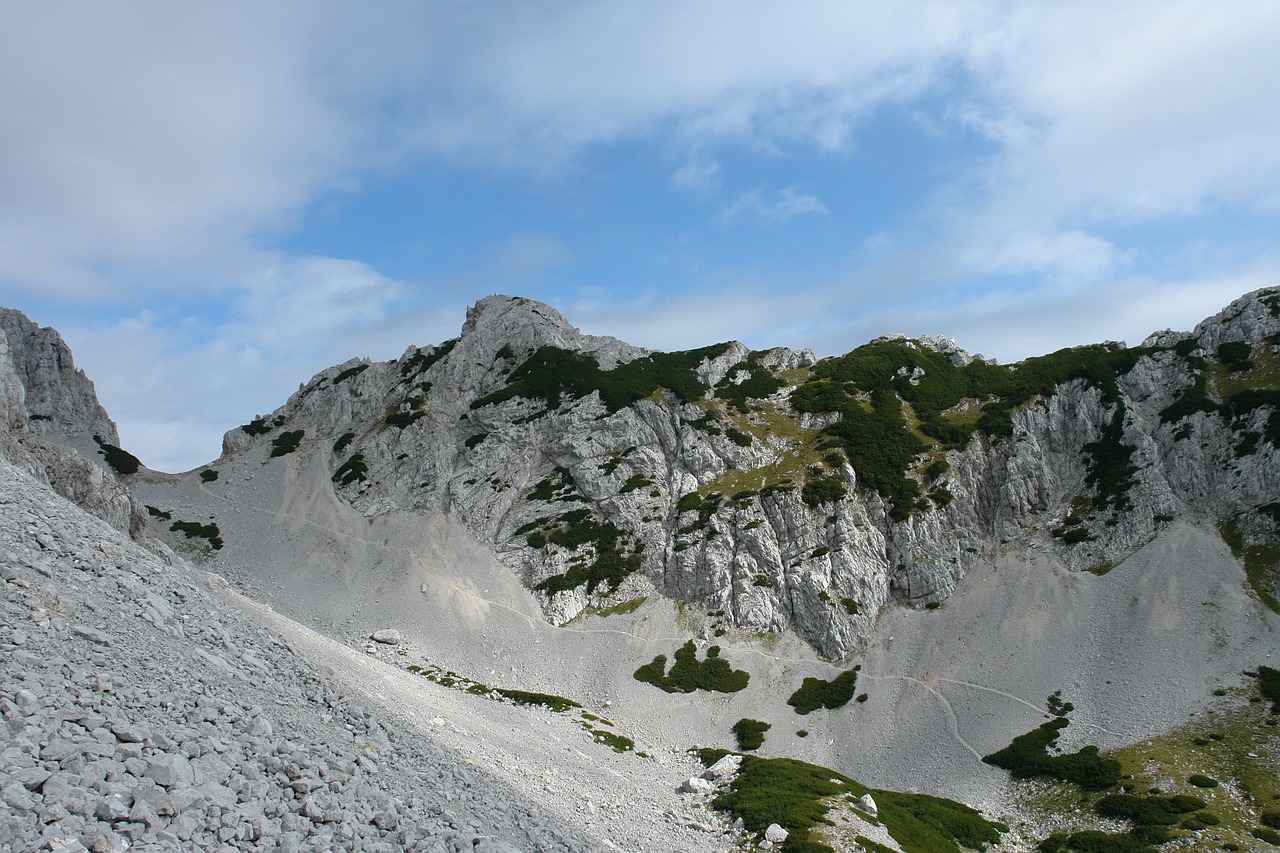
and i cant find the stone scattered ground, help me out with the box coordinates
[0,458,741,852]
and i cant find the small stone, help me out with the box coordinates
[145,753,194,788]
[680,776,715,794]
[71,624,113,645]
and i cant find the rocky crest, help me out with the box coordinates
[192,288,1280,658]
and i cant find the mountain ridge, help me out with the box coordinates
[168,288,1280,658]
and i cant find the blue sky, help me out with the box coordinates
[2,1,1279,472]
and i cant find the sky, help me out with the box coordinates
[2,2,1279,472]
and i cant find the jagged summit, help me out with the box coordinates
[0,307,119,444]
[460,295,649,370]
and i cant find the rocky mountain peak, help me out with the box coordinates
[0,307,119,445]
[459,294,649,370]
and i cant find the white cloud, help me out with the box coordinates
[722,186,829,223]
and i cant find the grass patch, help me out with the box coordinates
[787,670,860,715]
[493,688,581,713]
[732,718,771,751]
[633,641,749,693]
[696,751,1003,853]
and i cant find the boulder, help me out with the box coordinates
[371,629,402,645]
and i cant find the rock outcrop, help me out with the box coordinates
[0,309,143,538]
[198,289,1280,658]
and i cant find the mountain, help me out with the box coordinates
[165,290,1279,657]
[4,291,1280,852]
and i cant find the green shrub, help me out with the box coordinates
[464,432,487,449]
[93,435,140,475]
[145,505,171,520]
[801,476,846,508]
[1179,811,1220,830]
[1257,665,1280,713]
[493,688,581,713]
[333,363,368,383]
[1037,830,1157,852]
[1262,810,1280,829]
[753,575,774,588]
[471,342,731,414]
[841,598,859,615]
[725,426,753,447]
[732,718,771,751]
[695,751,1001,853]
[399,338,456,377]
[633,641,749,693]
[1217,340,1253,367]
[269,430,305,457]
[333,431,356,454]
[1253,827,1280,845]
[529,511,640,596]
[620,473,653,494]
[715,359,785,411]
[983,717,1121,791]
[332,454,367,487]
[1187,774,1218,788]
[198,468,218,483]
[170,520,224,550]
[787,670,859,715]
[1094,793,1205,825]
[384,410,425,429]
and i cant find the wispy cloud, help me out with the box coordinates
[722,186,829,223]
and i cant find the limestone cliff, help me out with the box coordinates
[0,308,144,537]
[192,289,1280,657]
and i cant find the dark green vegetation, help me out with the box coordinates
[983,702,1121,790]
[695,750,1002,853]
[523,509,641,596]
[269,429,305,457]
[169,520,224,550]
[732,718,771,751]
[801,476,846,508]
[493,688,581,713]
[790,339,1153,520]
[714,353,787,412]
[1188,774,1219,788]
[332,363,368,384]
[198,468,218,482]
[241,414,286,436]
[404,658,634,753]
[1219,519,1280,615]
[398,339,456,378]
[633,641,749,693]
[1253,665,1280,713]
[144,505,171,521]
[93,434,140,475]
[383,407,425,429]
[333,431,355,454]
[470,343,731,414]
[332,454,367,488]
[787,669,860,715]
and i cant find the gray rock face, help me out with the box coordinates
[203,290,1280,658]
[0,308,117,444]
[0,309,144,539]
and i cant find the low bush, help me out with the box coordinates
[1187,774,1218,788]
[493,688,580,713]
[199,468,218,482]
[983,717,1121,791]
[732,718,771,751]
[787,670,859,715]
[1094,793,1205,825]
[333,431,356,454]
[93,435,140,475]
[269,430,305,457]
[633,641,749,694]
[170,520,224,551]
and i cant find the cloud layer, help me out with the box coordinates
[2,1,1277,470]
